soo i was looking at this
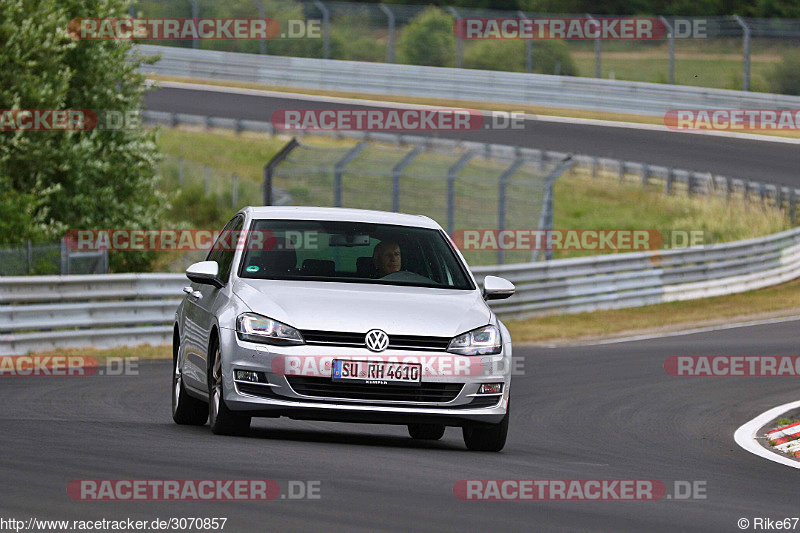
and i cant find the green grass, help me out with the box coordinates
[551,171,789,259]
[572,52,776,92]
[154,127,789,268]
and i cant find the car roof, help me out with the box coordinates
[242,206,442,229]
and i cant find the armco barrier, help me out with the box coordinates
[2,227,800,354]
[136,45,800,117]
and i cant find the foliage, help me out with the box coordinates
[397,7,457,67]
[464,40,577,75]
[0,0,164,271]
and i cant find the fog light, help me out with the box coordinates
[479,383,502,394]
[234,370,260,383]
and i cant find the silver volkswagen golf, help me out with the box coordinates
[172,206,515,451]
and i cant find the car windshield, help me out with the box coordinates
[238,219,474,290]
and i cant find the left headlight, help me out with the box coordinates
[447,325,501,356]
[236,313,305,346]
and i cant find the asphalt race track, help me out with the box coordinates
[2,320,799,532]
[143,86,800,186]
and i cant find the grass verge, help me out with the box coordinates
[505,276,800,344]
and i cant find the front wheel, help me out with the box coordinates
[172,335,208,425]
[208,342,251,436]
[462,401,509,452]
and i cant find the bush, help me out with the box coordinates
[397,7,457,67]
[463,40,577,75]
[770,53,800,96]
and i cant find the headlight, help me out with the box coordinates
[236,313,304,345]
[447,325,501,356]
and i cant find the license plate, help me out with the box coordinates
[331,359,421,387]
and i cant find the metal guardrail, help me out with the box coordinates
[2,227,800,354]
[137,45,800,116]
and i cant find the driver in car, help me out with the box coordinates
[373,240,401,277]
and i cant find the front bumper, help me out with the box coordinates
[218,326,512,426]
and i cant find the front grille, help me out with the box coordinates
[287,377,462,403]
[300,330,451,351]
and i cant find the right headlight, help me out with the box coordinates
[236,313,304,346]
[447,325,501,356]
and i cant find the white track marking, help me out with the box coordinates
[735,400,800,470]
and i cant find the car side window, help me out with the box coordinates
[207,215,244,284]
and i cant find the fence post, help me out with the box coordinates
[232,174,239,208]
[518,10,532,73]
[641,163,648,188]
[790,189,797,223]
[618,160,625,183]
[60,238,68,275]
[379,4,395,63]
[447,153,474,235]
[590,157,598,179]
[263,138,300,205]
[666,168,673,195]
[448,7,463,68]
[252,0,266,55]
[733,15,751,92]
[497,157,525,265]
[587,14,601,78]
[179,157,184,186]
[391,146,422,212]
[660,16,675,84]
[334,142,367,207]
[314,0,330,59]
[188,0,199,50]
[534,156,574,261]
[26,240,32,275]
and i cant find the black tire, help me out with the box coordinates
[208,340,251,436]
[172,331,208,426]
[408,423,446,440]
[462,401,509,452]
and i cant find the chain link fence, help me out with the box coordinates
[270,138,563,266]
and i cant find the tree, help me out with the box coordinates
[397,7,457,67]
[0,0,163,271]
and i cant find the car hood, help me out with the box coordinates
[233,279,491,338]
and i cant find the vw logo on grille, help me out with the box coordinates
[365,329,389,352]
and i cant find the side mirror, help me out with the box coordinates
[186,261,223,288]
[483,275,515,301]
